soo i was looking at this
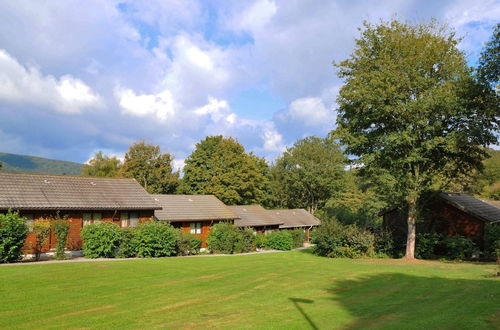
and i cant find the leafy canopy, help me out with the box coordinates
[336,20,499,206]
[179,135,270,205]
[120,141,179,194]
[270,135,346,212]
[82,151,122,177]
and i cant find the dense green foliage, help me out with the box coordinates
[179,136,270,205]
[266,231,293,250]
[52,216,70,260]
[116,227,137,258]
[443,236,475,260]
[255,233,267,249]
[0,152,82,175]
[467,149,500,200]
[81,222,122,258]
[33,220,51,261]
[270,135,346,212]
[484,223,500,261]
[82,151,122,177]
[0,210,28,263]
[120,141,179,194]
[415,233,442,259]
[206,222,256,254]
[312,219,374,258]
[477,23,499,91]
[1,252,499,329]
[289,229,306,248]
[335,20,499,258]
[234,228,256,253]
[133,222,179,258]
[177,231,202,256]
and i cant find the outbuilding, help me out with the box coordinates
[229,205,284,234]
[271,209,321,242]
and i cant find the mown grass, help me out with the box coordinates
[0,250,499,329]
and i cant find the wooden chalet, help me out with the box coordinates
[229,205,284,234]
[381,192,500,248]
[271,209,321,241]
[153,194,238,247]
[0,172,161,254]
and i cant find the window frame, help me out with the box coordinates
[82,212,103,226]
[190,222,202,235]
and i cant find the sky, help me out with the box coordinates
[0,0,498,171]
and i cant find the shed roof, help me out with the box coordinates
[271,209,321,228]
[153,194,238,222]
[0,172,160,211]
[439,192,500,223]
[229,205,284,227]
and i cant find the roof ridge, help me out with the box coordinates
[0,171,136,181]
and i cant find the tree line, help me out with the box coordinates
[83,20,499,259]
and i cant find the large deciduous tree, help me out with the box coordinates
[82,151,122,178]
[335,20,499,259]
[120,141,179,194]
[270,135,347,213]
[179,136,270,205]
[477,23,499,92]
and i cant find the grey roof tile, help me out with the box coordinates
[153,194,238,222]
[271,209,321,228]
[0,172,160,210]
[440,192,500,223]
[229,205,284,227]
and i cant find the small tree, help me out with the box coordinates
[33,219,51,261]
[52,214,70,260]
[82,151,122,177]
[0,210,28,263]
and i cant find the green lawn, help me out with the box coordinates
[0,250,499,329]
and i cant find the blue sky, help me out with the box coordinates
[0,0,498,170]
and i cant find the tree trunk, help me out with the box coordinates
[405,198,417,259]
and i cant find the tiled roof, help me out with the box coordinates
[0,172,161,210]
[271,209,321,228]
[229,205,284,227]
[153,194,238,222]
[440,192,500,223]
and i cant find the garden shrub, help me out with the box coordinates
[373,228,395,257]
[133,221,178,258]
[207,222,239,254]
[178,230,202,256]
[255,233,267,249]
[311,219,345,257]
[290,229,306,248]
[443,235,475,260]
[33,219,51,261]
[484,223,500,261]
[311,220,375,258]
[81,221,122,258]
[52,215,70,260]
[234,228,256,253]
[342,225,375,257]
[415,232,442,259]
[0,210,28,263]
[266,231,293,251]
[116,227,137,258]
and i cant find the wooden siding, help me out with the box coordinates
[20,210,154,253]
[171,220,234,248]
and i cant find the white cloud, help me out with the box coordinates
[234,0,278,33]
[116,87,175,122]
[281,97,333,127]
[0,49,102,114]
[172,158,186,172]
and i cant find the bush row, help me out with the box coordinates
[81,221,202,258]
[252,229,306,251]
[206,222,256,254]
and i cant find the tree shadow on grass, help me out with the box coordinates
[289,298,318,330]
[328,273,500,329]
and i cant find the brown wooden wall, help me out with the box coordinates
[171,220,234,248]
[19,210,154,253]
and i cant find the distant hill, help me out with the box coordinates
[0,152,83,176]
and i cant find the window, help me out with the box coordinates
[82,212,102,226]
[129,212,139,228]
[120,212,129,228]
[83,213,92,226]
[24,214,34,232]
[120,212,139,228]
[190,222,202,234]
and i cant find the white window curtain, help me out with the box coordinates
[190,222,202,234]
[83,213,92,226]
[129,212,139,228]
[120,212,129,228]
[24,214,34,232]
